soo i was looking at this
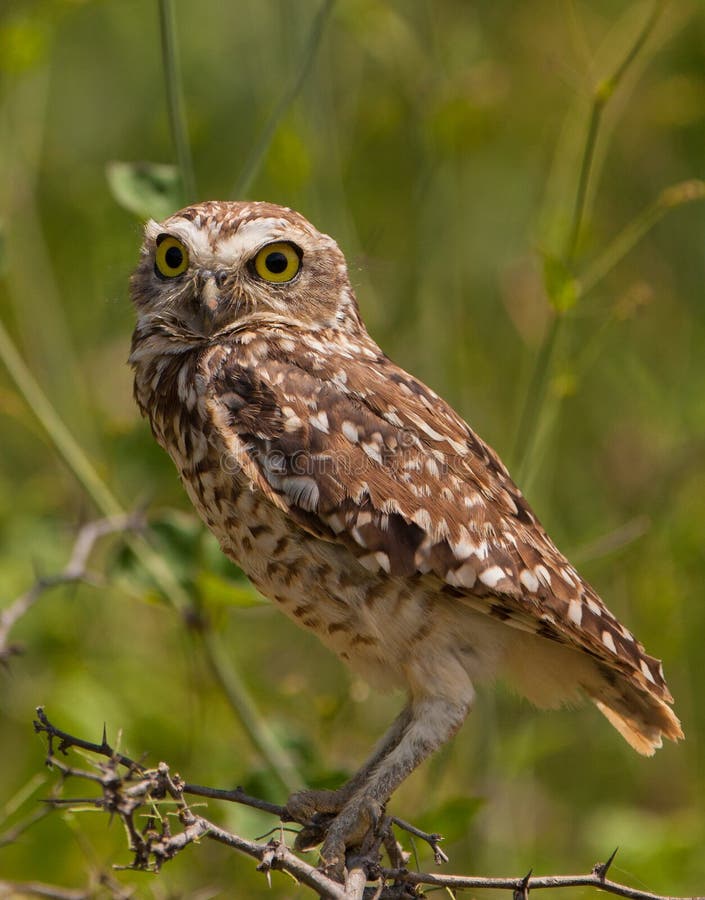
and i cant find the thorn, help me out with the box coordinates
[433,839,449,866]
[593,847,619,880]
[513,868,532,899]
[255,825,284,841]
[101,723,108,749]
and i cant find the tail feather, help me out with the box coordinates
[500,628,682,754]
[588,679,683,756]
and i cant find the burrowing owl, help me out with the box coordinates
[130,201,682,870]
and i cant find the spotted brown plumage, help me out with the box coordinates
[130,200,682,871]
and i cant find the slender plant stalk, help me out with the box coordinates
[513,0,667,482]
[564,102,601,265]
[198,630,303,794]
[151,2,305,789]
[158,0,196,202]
[0,774,47,825]
[511,187,680,481]
[0,318,306,785]
[578,179,705,298]
[0,320,122,520]
[0,317,190,612]
[232,0,336,198]
[512,316,562,485]
[566,0,666,263]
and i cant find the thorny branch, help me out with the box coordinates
[26,711,704,900]
[0,514,144,664]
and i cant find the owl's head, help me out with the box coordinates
[130,201,362,340]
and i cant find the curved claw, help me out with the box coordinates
[293,813,334,851]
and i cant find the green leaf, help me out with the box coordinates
[106,160,183,221]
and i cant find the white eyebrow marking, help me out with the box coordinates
[215,218,294,265]
[150,216,304,269]
[150,219,213,259]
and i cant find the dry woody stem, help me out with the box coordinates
[24,709,704,900]
[0,514,143,664]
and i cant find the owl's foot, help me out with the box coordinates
[285,787,384,880]
[285,787,352,852]
[318,793,384,880]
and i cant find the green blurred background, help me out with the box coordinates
[1,1,704,896]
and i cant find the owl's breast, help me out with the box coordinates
[137,344,506,697]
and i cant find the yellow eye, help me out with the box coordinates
[253,242,301,284]
[155,235,189,278]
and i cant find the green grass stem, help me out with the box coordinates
[578,179,705,299]
[0,317,305,787]
[158,0,197,203]
[514,0,667,485]
[512,315,562,486]
[151,2,306,790]
[231,0,335,198]
[565,0,666,263]
[198,630,303,794]
[0,319,123,521]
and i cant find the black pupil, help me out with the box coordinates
[164,245,183,269]
[265,251,288,274]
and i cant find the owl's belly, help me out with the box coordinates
[175,447,509,695]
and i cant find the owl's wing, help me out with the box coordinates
[206,338,671,704]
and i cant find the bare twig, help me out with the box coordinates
[0,881,93,900]
[343,858,369,900]
[0,806,49,848]
[0,515,143,664]
[383,863,705,900]
[40,754,346,897]
[181,781,285,817]
[389,816,447,865]
[0,775,56,849]
[29,711,703,900]
[34,707,141,772]
[0,872,132,900]
[34,707,286,814]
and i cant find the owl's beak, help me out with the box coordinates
[195,269,229,334]
[199,273,220,315]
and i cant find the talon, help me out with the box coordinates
[320,838,346,882]
[293,814,333,851]
[321,857,345,882]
